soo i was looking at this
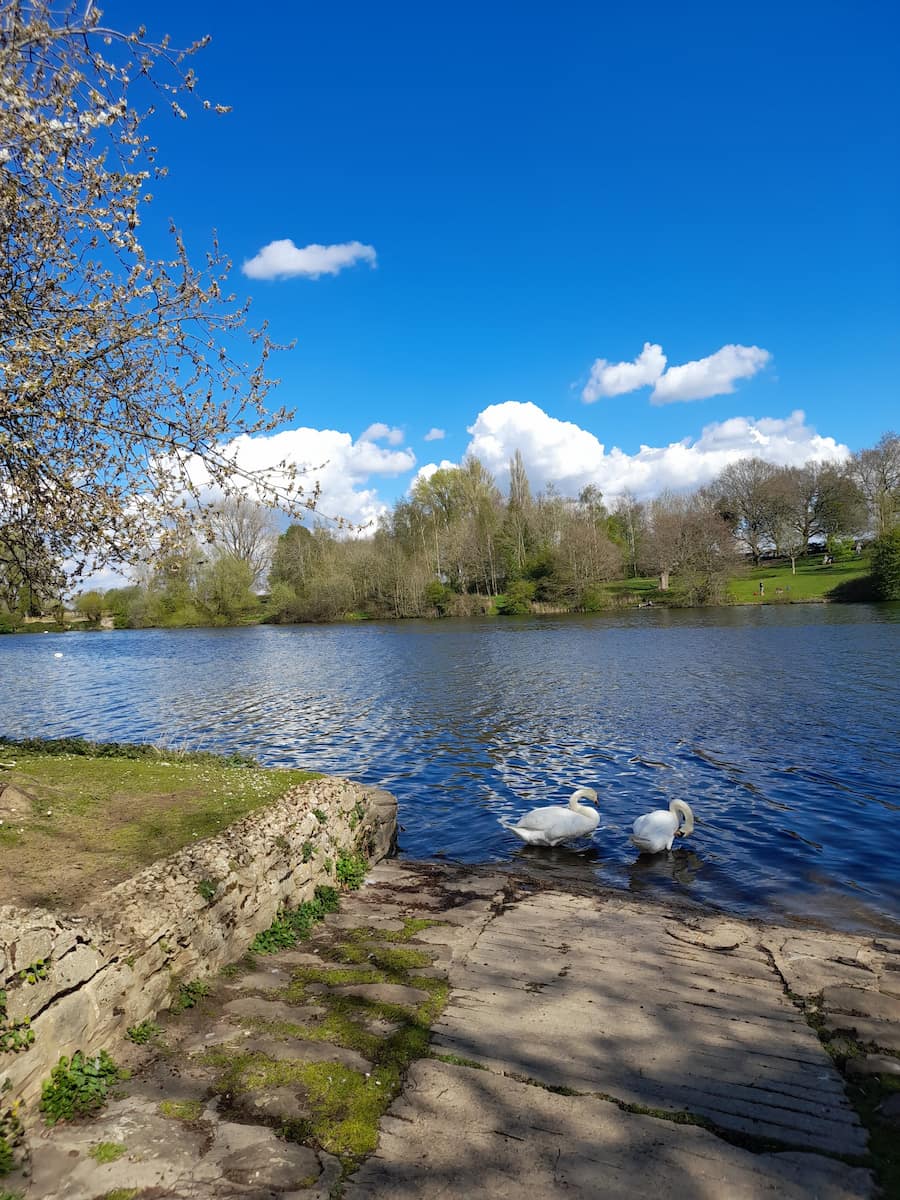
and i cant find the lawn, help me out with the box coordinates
[727,553,871,603]
[0,740,318,910]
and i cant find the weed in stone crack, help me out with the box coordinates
[250,887,340,954]
[100,1191,138,1200]
[89,1142,126,1164]
[335,852,367,890]
[302,841,314,863]
[125,1020,162,1045]
[39,1051,120,1125]
[196,878,219,903]
[18,959,49,985]
[171,980,212,1012]
[313,808,328,825]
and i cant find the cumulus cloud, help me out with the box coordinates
[462,401,847,501]
[360,422,405,446]
[424,427,446,441]
[582,342,666,402]
[186,424,415,530]
[582,341,772,404]
[651,344,772,404]
[242,239,377,281]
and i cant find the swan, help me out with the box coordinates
[631,799,695,853]
[499,787,600,846]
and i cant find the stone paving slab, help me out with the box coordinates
[11,860,899,1199]
[345,1059,873,1200]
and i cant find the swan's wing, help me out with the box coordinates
[631,810,677,851]
[517,807,598,840]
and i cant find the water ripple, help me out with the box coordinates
[1,604,898,933]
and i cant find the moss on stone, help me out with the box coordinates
[88,1141,127,1164]
[158,1099,203,1121]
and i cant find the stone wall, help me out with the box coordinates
[0,776,397,1122]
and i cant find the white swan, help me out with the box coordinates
[499,787,600,847]
[631,799,695,853]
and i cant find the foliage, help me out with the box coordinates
[250,886,340,954]
[870,528,900,600]
[75,592,105,624]
[39,1050,120,1125]
[170,980,212,1012]
[125,1020,162,1045]
[196,878,219,903]
[0,1,317,592]
[0,992,34,1055]
[18,959,48,985]
[495,580,535,614]
[0,1100,23,1177]
[335,852,368,890]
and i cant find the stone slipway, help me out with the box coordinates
[13,861,900,1199]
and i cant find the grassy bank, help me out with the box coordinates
[727,554,871,603]
[0,738,317,911]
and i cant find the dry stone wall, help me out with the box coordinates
[0,776,397,1122]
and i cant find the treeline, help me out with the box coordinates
[3,433,898,629]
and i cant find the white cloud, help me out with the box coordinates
[582,342,666,402]
[651,344,771,404]
[424,427,446,441]
[186,425,415,530]
[463,401,847,501]
[242,239,377,281]
[360,422,405,446]
[582,341,772,404]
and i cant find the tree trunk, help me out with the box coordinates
[659,570,670,591]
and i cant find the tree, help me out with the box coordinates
[712,459,779,563]
[195,553,257,624]
[850,433,900,536]
[74,590,104,623]
[0,524,62,615]
[869,528,900,600]
[206,496,277,589]
[640,492,736,602]
[0,2,313,592]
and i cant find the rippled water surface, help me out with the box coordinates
[2,604,899,933]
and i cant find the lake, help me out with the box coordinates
[2,604,898,934]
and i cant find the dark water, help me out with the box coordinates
[2,605,899,934]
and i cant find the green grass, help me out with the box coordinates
[727,554,871,603]
[0,741,319,908]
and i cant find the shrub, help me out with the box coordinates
[870,528,900,600]
[495,580,535,615]
[40,1051,120,1125]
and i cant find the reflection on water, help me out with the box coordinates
[1,603,898,934]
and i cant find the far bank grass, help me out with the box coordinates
[728,554,871,603]
[0,739,317,910]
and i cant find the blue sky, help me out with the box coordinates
[127,0,897,525]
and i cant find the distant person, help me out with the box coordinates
[759,581,765,597]
[854,541,862,555]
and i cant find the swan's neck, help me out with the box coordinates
[569,787,598,811]
[670,799,694,835]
